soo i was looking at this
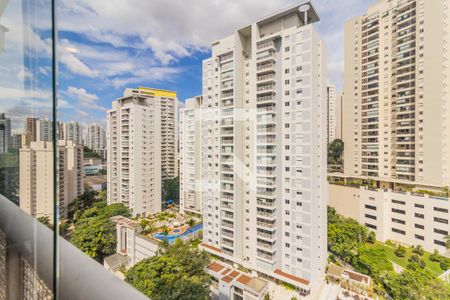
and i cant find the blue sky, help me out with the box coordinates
[1,0,377,130]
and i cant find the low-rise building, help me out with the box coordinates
[104,216,160,278]
[84,175,106,191]
[207,261,268,300]
[328,175,449,254]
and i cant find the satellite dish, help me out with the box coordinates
[298,4,311,13]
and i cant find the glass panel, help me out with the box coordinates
[0,0,56,298]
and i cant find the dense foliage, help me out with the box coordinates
[0,152,19,205]
[327,207,450,299]
[126,239,210,300]
[83,146,101,159]
[162,177,179,204]
[71,201,130,262]
[327,139,344,165]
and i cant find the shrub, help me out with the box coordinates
[412,245,424,256]
[394,246,406,257]
[440,260,450,271]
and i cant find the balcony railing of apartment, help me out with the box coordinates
[0,195,148,300]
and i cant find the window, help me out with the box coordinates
[392,208,405,215]
[415,224,424,229]
[415,213,424,219]
[392,199,405,205]
[434,228,448,235]
[392,228,406,235]
[365,214,377,220]
[415,234,424,241]
[414,203,424,209]
[434,240,446,246]
[365,223,377,230]
[434,217,448,224]
[434,207,448,213]
[392,218,405,225]
[365,204,377,210]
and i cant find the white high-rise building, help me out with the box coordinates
[197,2,328,295]
[36,118,52,142]
[107,89,162,217]
[19,140,83,222]
[326,82,337,144]
[0,113,11,154]
[179,96,203,215]
[64,121,84,145]
[87,123,106,158]
[343,0,450,186]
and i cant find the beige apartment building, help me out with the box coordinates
[343,0,450,186]
[331,0,450,255]
[87,123,106,158]
[197,2,328,295]
[107,89,162,217]
[64,121,84,145]
[19,140,83,222]
[179,96,203,215]
[326,82,338,144]
[121,88,179,180]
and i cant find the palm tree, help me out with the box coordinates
[187,218,196,228]
[160,225,170,236]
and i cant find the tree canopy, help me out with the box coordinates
[327,139,344,165]
[126,239,211,300]
[162,177,179,204]
[70,202,130,262]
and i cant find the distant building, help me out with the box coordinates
[25,117,38,142]
[179,96,202,215]
[10,133,29,149]
[87,123,106,158]
[19,140,83,221]
[326,83,338,144]
[84,175,107,191]
[0,113,11,154]
[64,121,84,145]
[36,118,52,142]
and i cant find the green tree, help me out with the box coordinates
[187,218,196,228]
[0,153,19,205]
[327,139,344,165]
[37,216,52,229]
[394,245,406,257]
[125,239,210,300]
[70,203,130,262]
[68,189,99,221]
[412,245,424,256]
[83,146,101,159]
[445,235,450,250]
[162,177,179,204]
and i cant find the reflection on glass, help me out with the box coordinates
[0,0,55,298]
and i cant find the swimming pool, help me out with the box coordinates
[152,223,203,244]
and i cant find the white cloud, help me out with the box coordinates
[66,86,107,112]
[17,67,33,81]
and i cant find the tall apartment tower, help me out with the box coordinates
[199,2,328,294]
[64,121,84,145]
[0,113,11,154]
[19,140,83,221]
[179,96,203,215]
[343,0,450,186]
[122,88,179,180]
[335,92,343,140]
[326,83,337,144]
[107,89,162,217]
[26,117,38,142]
[36,118,52,142]
[87,123,106,150]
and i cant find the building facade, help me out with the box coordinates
[87,123,106,158]
[328,177,449,254]
[19,140,83,221]
[36,118,52,142]
[107,90,162,217]
[198,2,328,294]
[343,0,450,186]
[25,117,38,142]
[122,88,179,180]
[64,121,84,145]
[326,83,337,144]
[179,96,203,215]
[0,113,11,154]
